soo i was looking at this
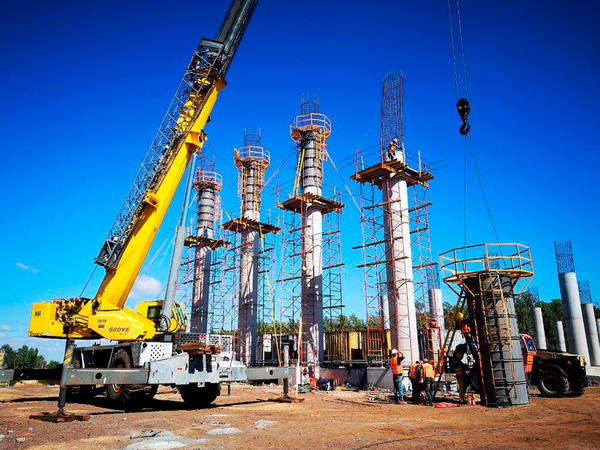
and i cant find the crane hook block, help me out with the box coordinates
[456,98,471,135]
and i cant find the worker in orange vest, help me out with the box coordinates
[421,359,435,406]
[408,359,422,404]
[389,349,405,404]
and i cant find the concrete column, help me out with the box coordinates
[582,303,600,366]
[530,307,547,350]
[597,318,600,349]
[554,321,567,352]
[379,272,390,330]
[300,129,324,376]
[558,272,590,363]
[434,288,445,339]
[382,171,418,365]
[238,229,259,364]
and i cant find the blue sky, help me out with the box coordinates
[1,1,599,361]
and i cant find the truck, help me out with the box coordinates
[0,0,289,420]
[519,333,586,398]
[465,334,587,398]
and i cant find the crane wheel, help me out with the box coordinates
[537,369,570,397]
[179,382,220,409]
[106,349,151,410]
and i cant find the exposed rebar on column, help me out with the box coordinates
[190,167,223,333]
[555,240,590,363]
[555,320,567,352]
[531,307,547,350]
[380,72,418,364]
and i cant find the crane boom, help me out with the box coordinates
[29,0,259,341]
[94,0,258,309]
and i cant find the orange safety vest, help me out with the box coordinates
[390,356,403,375]
[408,362,420,380]
[422,363,435,379]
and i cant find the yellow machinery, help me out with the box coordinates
[29,1,258,343]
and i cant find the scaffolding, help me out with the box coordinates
[411,184,443,367]
[277,188,345,366]
[179,163,229,335]
[351,71,433,365]
[277,94,345,375]
[220,129,279,365]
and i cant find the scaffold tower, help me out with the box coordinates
[351,71,434,366]
[179,159,229,335]
[278,94,345,377]
[221,129,279,365]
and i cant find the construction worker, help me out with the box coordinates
[451,345,469,404]
[386,139,397,161]
[389,349,405,404]
[408,359,422,404]
[421,358,435,406]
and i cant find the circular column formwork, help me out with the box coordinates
[440,243,533,408]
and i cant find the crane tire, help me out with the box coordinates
[537,368,570,397]
[179,382,220,409]
[106,349,149,410]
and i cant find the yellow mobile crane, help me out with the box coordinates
[2,0,288,418]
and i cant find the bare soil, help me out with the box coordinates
[0,383,598,449]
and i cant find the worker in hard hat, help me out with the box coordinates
[389,349,405,404]
[386,138,399,161]
[408,359,422,404]
[451,344,469,404]
[421,358,435,406]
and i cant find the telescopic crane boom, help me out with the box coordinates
[29,0,259,342]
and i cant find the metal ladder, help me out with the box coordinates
[478,272,517,405]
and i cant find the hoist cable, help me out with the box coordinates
[455,0,469,99]
[468,135,501,244]
[446,0,460,99]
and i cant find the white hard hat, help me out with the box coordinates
[391,349,398,354]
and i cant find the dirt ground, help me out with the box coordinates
[0,382,598,450]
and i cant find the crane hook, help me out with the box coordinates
[456,98,470,135]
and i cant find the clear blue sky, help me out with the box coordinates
[1,1,599,361]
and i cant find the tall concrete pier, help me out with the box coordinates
[188,168,224,333]
[555,240,590,363]
[222,129,279,365]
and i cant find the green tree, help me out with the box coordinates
[15,345,45,369]
[1,344,17,368]
[1,344,46,369]
[47,360,60,370]
[346,313,366,331]
[514,292,534,337]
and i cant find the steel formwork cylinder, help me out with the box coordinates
[300,130,323,196]
[238,229,260,364]
[464,274,529,407]
[382,175,418,365]
[242,164,262,221]
[196,184,217,237]
[191,178,219,333]
[555,321,567,352]
[558,272,590,363]
[582,302,600,366]
[531,307,547,350]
